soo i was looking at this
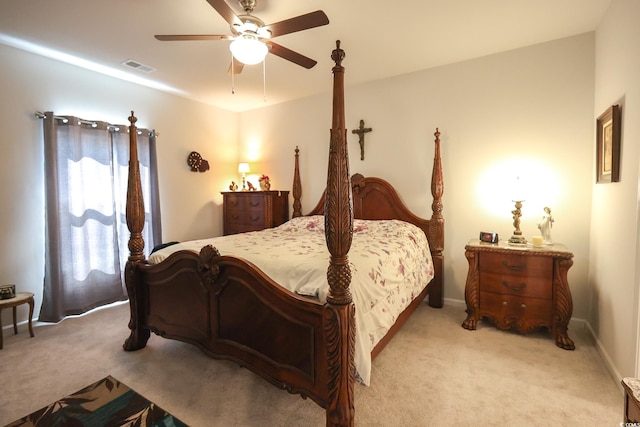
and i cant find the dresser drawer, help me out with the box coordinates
[479,253,552,278]
[479,271,552,299]
[480,291,553,326]
[225,195,266,211]
[226,210,266,226]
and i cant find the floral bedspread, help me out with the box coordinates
[149,215,434,385]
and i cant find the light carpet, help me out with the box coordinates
[0,302,623,426]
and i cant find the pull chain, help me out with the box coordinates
[231,52,235,95]
[262,57,267,102]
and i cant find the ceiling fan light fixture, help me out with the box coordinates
[230,35,268,65]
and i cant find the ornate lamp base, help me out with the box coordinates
[508,234,527,246]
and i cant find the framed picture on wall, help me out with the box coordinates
[596,104,621,183]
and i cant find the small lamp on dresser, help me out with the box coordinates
[508,175,527,246]
[238,162,250,191]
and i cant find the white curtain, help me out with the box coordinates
[40,112,161,322]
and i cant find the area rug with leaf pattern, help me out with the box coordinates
[6,375,188,426]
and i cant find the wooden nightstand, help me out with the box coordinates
[462,239,575,350]
[222,191,289,235]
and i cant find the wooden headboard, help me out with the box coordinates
[307,173,430,236]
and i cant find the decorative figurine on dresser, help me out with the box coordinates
[462,239,575,350]
[221,190,289,235]
[538,207,554,244]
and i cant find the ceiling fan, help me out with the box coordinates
[155,0,329,73]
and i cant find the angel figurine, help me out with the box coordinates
[228,181,238,191]
[537,207,554,244]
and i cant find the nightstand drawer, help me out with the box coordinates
[479,253,552,278]
[480,291,553,325]
[479,272,552,299]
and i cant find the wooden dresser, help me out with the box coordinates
[462,239,575,350]
[221,191,289,235]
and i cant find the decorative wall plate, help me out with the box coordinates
[187,151,202,171]
[187,151,210,172]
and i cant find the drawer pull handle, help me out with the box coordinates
[502,301,507,306]
[502,281,526,291]
[521,303,526,308]
[251,215,260,221]
[250,201,261,207]
[501,261,526,271]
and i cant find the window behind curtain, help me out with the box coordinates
[40,112,161,322]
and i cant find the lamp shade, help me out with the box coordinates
[510,175,527,201]
[230,36,268,65]
[238,162,250,174]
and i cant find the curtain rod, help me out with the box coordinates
[34,111,68,123]
[34,111,158,136]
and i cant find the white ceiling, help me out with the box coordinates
[0,0,612,112]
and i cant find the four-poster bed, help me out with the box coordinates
[123,41,444,426]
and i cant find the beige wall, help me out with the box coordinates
[591,0,640,379]
[0,44,238,323]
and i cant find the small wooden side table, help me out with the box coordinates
[0,292,35,349]
[622,377,640,422]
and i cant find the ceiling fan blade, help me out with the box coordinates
[265,10,329,38]
[205,0,241,26]
[227,57,245,74]
[266,41,317,69]
[155,34,232,41]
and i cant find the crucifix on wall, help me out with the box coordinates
[352,119,372,160]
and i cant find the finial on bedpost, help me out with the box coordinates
[128,110,137,126]
[292,146,302,218]
[331,40,345,68]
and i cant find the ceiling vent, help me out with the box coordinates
[121,59,156,73]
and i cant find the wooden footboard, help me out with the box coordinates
[125,246,330,406]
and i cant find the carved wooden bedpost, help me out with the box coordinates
[292,146,302,218]
[323,40,356,427]
[123,111,150,351]
[428,128,445,308]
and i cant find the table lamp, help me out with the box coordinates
[238,162,250,191]
[508,176,527,245]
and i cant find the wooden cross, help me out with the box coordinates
[351,119,372,160]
